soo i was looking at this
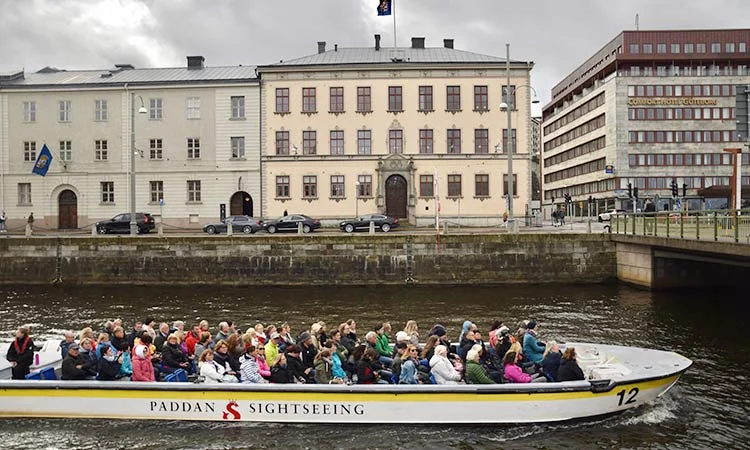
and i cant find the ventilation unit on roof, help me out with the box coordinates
[389,50,405,62]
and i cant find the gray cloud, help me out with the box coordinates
[1,0,748,110]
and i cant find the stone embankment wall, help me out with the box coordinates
[0,234,616,285]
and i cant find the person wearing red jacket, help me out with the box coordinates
[185,323,200,356]
[6,327,35,379]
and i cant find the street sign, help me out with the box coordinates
[159,198,165,207]
[605,165,614,174]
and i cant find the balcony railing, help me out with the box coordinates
[609,209,750,244]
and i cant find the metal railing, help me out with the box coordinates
[609,209,750,244]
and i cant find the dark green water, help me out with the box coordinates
[0,284,747,449]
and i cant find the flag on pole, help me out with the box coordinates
[376,0,392,16]
[32,144,53,176]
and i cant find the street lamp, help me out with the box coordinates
[130,92,147,236]
[355,181,361,218]
[499,43,539,232]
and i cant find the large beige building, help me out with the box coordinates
[0,57,259,230]
[258,36,535,226]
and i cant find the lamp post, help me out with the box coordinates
[355,181,361,218]
[499,43,539,232]
[130,92,147,236]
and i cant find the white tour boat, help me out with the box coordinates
[0,339,63,380]
[0,342,691,424]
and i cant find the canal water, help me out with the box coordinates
[0,284,746,449]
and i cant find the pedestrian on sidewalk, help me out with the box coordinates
[0,211,6,233]
[25,212,34,238]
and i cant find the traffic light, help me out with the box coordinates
[551,196,555,204]
[564,193,571,203]
[633,187,639,199]
[627,183,633,198]
[682,183,687,197]
[670,180,678,197]
[588,195,593,203]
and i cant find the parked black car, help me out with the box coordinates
[96,213,155,234]
[263,214,320,234]
[339,214,399,233]
[203,216,263,234]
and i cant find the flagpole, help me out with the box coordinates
[392,0,397,47]
[434,169,440,256]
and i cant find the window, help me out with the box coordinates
[58,100,71,122]
[418,86,433,111]
[95,100,108,121]
[101,182,114,204]
[502,129,517,153]
[357,87,371,112]
[389,130,403,154]
[446,86,461,111]
[503,174,518,196]
[59,140,72,161]
[150,181,164,203]
[275,88,289,113]
[186,97,200,119]
[149,98,163,119]
[329,87,344,112]
[671,43,680,54]
[275,131,290,155]
[276,176,290,198]
[697,43,706,53]
[187,138,200,159]
[302,88,316,113]
[630,44,640,54]
[419,175,434,197]
[388,86,402,111]
[447,174,462,197]
[357,130,371,155]
[231,137,245,158]
[419,129,433,154]
[447,129,461,154]
[22,101,36,122]
[330,130,344,155]
[357,175,372,197]
[303,176,317,198]
[475,174,489,197]
[502,85,516,108]
[474,129,489,154]
[187,180,201,202]
[740,42,747,53]
[302,131,317,155]
[683,43,694,54]
[711,42,721,53]
[95,140,107,161]
[474,85,488,111]
[231,96,245,119]
[330,175,345,198]
[657,43,667,54]
[643,44,653,54]
[18,183,31,206]
[149,139,163,160]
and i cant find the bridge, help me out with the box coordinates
[609,210,750,289]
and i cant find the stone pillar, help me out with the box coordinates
[615,242,653,288]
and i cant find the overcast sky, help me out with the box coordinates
[1,0,749,113]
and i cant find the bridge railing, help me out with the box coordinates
[610,209,750,244]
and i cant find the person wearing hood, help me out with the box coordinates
[96,346,122,381]
[430,345,462,384]
[132,334,155,382]
[457,320,474,346]
[522,321,546,364]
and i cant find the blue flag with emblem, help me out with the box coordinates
[377,0,392,16]
[32,143,53,176]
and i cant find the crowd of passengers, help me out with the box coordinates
[7,318,586,384]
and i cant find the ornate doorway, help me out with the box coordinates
[58,190,78,229]
[385,175,408,218]
[230,191,253,216]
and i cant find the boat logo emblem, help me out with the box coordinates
[222,400,241,420]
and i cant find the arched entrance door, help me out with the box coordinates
[385,175,407,218]
[230,191,253,216]
[58,190,78,229]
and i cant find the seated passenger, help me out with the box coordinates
[132,334,155,382]
[541,341,562,381]
[494,327,513,361]
[79,338,98,372]
[522,321,546,364]
[459,329,479,361]
[239,345,267,384]
[357,348,388,384]
[255,345,272,379]
[465,349,495,384]
[269,354,297,384]
[96,346,122,381]
[298,332,318,372]
[403,320,420,345]
[111,326,127,352]
[375,322,392,363]
[199,349,238,384]
[488,320,504,350]
[117,341,133,380]
[503,351,546,383]
[367,330,393,368]
[392,331,410,358]
[314,349,334,384]
[95,332,115,360]
[338,323,357,355]
[264,332,281,364]
[184,323,201,356]
[193,332,212,363]
[213,340,239,380]
[285,345,314,383]
[61,343,93,380]
[399,345,420,384]
[161,333,190,374]
[324,341,347,381]
[429,345,461,384]
[557,348,586,382]
[390,342,407,383]
[421,335,439,362]
[473,343,503,383]
[254,323,267,346]
[60,331,76,359]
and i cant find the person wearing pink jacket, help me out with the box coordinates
[503,351,546,383]
[131,334,156,382]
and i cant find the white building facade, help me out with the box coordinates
[0,57,260,230]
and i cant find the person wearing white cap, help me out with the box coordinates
[265,332,281,364]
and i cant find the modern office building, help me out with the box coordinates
[542,29,750,216]
[0,57,260,230]
[258,36,536,225]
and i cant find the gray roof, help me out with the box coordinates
[263,47,526,68]
[0,65,258,88]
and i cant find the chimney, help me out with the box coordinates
[411,37,425,49]
[317,41,326,54]
[443,39,454,49]
[375,34,381,51]
[334,44,338,52]
[186,56,205,70]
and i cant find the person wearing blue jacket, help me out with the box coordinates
[522,321,546,364]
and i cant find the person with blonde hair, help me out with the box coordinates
[162,333,190,374]
[541,340,562,381]
[403,320,419,345]
[254,323,266,345]
[465,348,495,384]
[78,327,94,342]
[430,345,461,384]
[269,354,296,384]
[398,344,420,384]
